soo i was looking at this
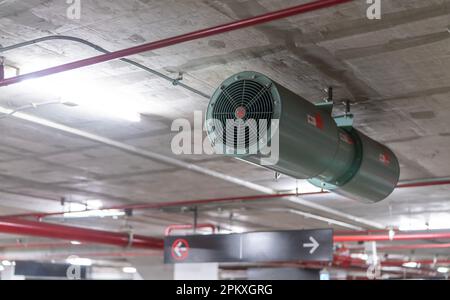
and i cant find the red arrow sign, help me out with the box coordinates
[171,239,190,261]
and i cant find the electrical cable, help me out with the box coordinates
[0,100,70,119]
[0,35,211,99]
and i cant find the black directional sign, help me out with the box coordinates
[164,229,333,264]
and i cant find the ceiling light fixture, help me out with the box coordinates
[86,199,103,210]
[437,267,449,274]
[122,267,137,274]
[402,262,419,268]
[16,69,145,122]
[1,260,12,266]
[70,241,82,245]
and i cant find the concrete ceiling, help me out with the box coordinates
[0,0,449,271]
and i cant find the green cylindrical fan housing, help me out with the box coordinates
[205,71,400,203]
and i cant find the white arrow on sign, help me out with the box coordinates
[303,236,320,254]
[174,241,187,257]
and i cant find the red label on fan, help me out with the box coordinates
[235,106,246,119]
[307,113,324,130]
[379,152,391,166]
[339,133,354,145]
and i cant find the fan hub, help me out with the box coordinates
[235,106,247,119]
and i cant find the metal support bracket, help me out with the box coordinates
[315,87,334,114]
[172,72,184,86]
[193,206,198,233]
[126,231,134,248]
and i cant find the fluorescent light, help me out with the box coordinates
[403,262,419,268]
[288,180,323,194]
[86,199,103,210]
[70,241,82,245]
[66,257,92,266]
[319,269,330,280]
[63,209,125,219]
[1,260,12,266]
[67,202,86,212]
[122,267,137,274]
[437,267,449,274]
[18,70,145,122]
[3,65,20,78]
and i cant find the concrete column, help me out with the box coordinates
[174,263,219,280]
[128,256,174,280]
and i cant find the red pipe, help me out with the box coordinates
[264,257,440,277]
[0,0,352,87]
[165,223,216,236]
[0,192,322,220]
[104,192,306,211]
[3,176,450,221]
[379,243,450,251]
[381,259,450,267]
[332,255,448,276]
[348,243,450,251]
[0,218,163,249]
[397,179,450,189]
[334,231,450,243]
[0,58,4,80]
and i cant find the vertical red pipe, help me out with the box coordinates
[0,0,352,87]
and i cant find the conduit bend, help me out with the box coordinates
[0,35,210,99]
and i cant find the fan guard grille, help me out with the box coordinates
[210,79,275,152]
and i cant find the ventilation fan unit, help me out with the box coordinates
[205,71,400,203]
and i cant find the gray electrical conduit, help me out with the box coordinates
[0,100,68,119]
[0,36,384,229]
[0,35,211,99]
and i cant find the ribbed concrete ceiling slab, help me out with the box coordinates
[0,0,449,270]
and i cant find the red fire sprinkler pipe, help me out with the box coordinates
[2,175,450,220]
[348,243,450,251]
[0,192,324,220]
[396,179,450,189]
[334,231,450,243]
[0,0,352,87]
[0,218,163,249]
